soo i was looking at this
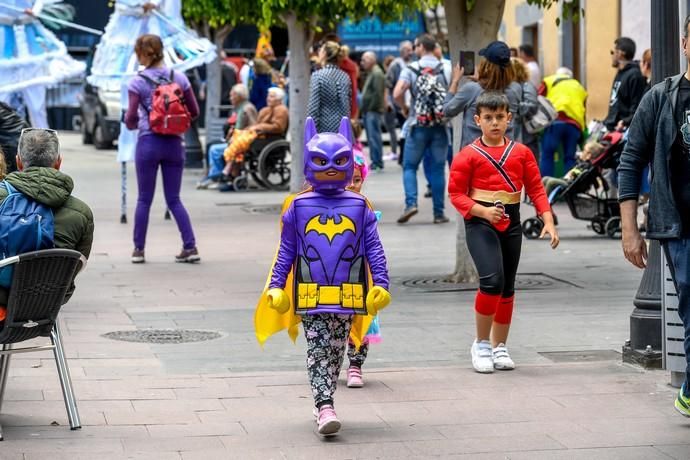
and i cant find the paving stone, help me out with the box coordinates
[104,409,200,425]
[122,436,226,452]
[3,133,686,458]
[145,422,245,438]
[653,444,690,460]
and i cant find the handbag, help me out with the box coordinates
[524,95,558,134]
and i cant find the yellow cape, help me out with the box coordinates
[254,193,375,350]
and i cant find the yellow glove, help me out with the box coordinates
[366,286,391,314]
[266,288,290,314]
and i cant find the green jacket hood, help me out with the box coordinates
[4,167,74,208]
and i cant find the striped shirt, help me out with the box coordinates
[307,64,352,133]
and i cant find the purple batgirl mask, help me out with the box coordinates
[303,117,354,191]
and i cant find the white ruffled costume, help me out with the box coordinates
[87,0,216,91]
[0,0,86,127]
[88,0,215,163]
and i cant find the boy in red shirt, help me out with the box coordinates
[449,92,559,373]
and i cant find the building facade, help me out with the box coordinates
[500,0,661,122]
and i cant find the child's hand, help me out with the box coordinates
[266,288,290,313]
[366,286,391,314]
[539,212,560,249]
[482,206,504,224]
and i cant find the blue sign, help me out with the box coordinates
[337,14,425,58]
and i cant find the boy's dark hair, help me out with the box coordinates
[475,91,510,116]
[684,14,690,38]
[518,44,535,58]
[415,33,436,52]
[614,37,636,60]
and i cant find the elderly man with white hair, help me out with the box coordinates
[538,67,588,177]
[360,51,386,170]
[198,83,258,189]
[217,86,288,191]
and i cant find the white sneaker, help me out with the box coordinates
[471,339,494,373]
[492,343,515,370]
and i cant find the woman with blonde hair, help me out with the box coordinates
[307,41,352,133]
[443,41,535,150]
[510,57,540,158]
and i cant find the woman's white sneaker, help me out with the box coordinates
[471,339,494,373]
[492,343,515,370]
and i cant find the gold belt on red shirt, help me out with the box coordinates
[469,188,521,204]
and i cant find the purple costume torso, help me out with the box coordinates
[269,189,389,315]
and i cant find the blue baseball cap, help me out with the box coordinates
[478,41,511,68]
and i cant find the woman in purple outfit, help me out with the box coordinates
[125,34,200,264]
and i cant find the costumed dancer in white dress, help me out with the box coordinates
[0,0,86,127]
[87,0,215,223]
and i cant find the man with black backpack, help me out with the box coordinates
[393,33,450,224]
[0,128,94,319]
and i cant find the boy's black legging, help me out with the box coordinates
[465,203,522,324]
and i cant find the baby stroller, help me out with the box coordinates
[522,131,625,239]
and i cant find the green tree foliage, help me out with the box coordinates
[182,0,256,45]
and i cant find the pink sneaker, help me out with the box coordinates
[347,366,364,388]
[317,405,341,435]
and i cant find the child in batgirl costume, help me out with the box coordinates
[255,116,391,436]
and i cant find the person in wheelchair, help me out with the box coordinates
[219,87,288,191]
[198,84,258,189]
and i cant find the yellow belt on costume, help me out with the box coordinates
[469,188,521,205]
[296,283,366,312]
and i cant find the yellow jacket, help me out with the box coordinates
[543,74,588,130]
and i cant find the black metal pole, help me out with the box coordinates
[623,0,679,368]
[184,120,203,169]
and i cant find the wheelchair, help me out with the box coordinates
[231,133,291,192]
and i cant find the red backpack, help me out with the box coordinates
[139,70,191,135]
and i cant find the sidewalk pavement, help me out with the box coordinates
[0,133,688,459]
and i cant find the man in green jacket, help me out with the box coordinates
[0,128,94,308]
[361,51,386,170]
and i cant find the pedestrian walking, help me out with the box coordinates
[345,148,383,388]
[518,44,542,89]
[255,117,390,436]
[307,41,352,133]
[124,34,201,264]
[386,40,414,162]
[393,33,450,224]
[603,37,647,132]
[618,14,690,418]
[443,41,523,151]
[360,52,386,170]
[448,92,558,373]
[382,55,400,161]
[538,67,588,177]
[510,58,540,160]
[640,48,652,93]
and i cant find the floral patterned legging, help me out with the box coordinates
[302,314,353,407]
[347,340,369,368]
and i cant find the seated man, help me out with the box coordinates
[0,129,94,324]
[219,86,288,191]
[198,83,258,189]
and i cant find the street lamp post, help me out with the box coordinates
[622,0,679,368]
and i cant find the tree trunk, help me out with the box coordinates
[443,0,506,283]
[204,29,230,152]
[284,13,314,193]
